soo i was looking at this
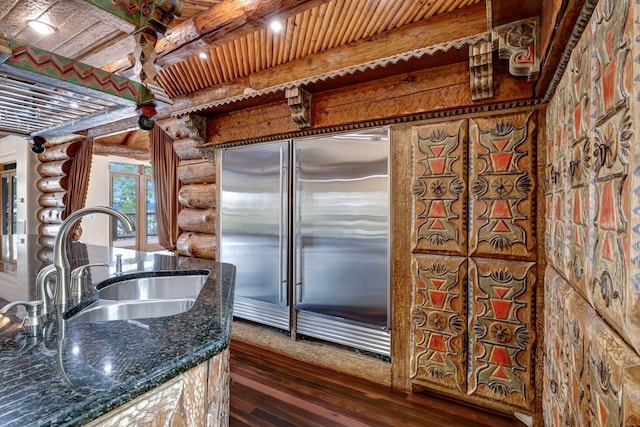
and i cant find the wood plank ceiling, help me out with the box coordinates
[156,0,484,98]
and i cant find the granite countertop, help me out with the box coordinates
[0,235,235,427]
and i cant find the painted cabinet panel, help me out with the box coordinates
[412,120,467,255]
[468,258,536,411]
[410,111,539,414]
[410,254,467,392]
[469,111,537,260]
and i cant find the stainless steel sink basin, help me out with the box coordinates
[67,298,196,323]
[97,274,207,301]
[65,271,209,324]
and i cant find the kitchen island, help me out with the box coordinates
[0,235,235,426]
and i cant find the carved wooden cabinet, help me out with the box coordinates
[410,110,539,415]
[87,349,230,427]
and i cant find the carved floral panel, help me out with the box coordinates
[468,257,535,411]
[412,120,467,255]
[410,254,467,392]
[542,266,569,427]
[469,111,536,260]
[589,0,632,335]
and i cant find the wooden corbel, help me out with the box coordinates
[469,39,493,100]
[492,17,540,81]
[286,86,312,129]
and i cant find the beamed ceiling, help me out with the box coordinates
[0,0,546,140]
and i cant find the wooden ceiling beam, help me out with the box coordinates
[156,0,328,67]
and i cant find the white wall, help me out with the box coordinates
[0,136,42,235]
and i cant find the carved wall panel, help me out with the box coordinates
[544,265,640,427]
[411,120,467,255]
[468,258,535,411]
[469,112,536,260]
[410,254,467,392]
[410,110,539,415]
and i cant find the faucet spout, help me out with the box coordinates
[53,206,135,311]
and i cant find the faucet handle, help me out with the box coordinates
[70,263,109,304]
[0,300,45,337]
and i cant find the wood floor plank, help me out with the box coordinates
[229,341,527,427]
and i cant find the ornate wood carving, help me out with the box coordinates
[182,113,208,146]
[412,119,467,255]
[285,86,312,129]
[469,40,493,101]
[468,258,535,411]
[469,111,537,260]
[133,28,159,86]
[411,254,467,393]
[492,18,540,81]
[82,0,183,33]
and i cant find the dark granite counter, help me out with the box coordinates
[0,235,235,427]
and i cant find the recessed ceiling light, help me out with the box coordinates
[199,51,208,60]
[70,102,79,109]
[27,20,56,35]
[270,19,283,33]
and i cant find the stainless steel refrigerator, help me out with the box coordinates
[219,128,390,356]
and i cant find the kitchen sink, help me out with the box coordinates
[65,271,209,324]
[66,298,196,323]
[97,274,208,301]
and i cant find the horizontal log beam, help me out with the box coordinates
[206,61,534,145]
[177,208,216,234]
[93,141,150,161]
[156,0,327,67]
[178,184,216,209]
[176,231,216,259]
[177,159,216,184]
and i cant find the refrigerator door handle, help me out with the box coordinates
[278,145,286,303]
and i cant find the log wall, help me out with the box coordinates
[162,129,217,260]
[36,140,83,259]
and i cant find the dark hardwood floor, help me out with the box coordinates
[229,341,526,427]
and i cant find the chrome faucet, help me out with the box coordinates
[53,206,135,311]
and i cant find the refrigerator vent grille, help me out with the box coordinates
[296,311,390,356]
[234,297,289,330]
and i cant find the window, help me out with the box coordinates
[109,162,160,251]
[0,163,17,272]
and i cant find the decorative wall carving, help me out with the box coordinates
[468,258,535,411]
[491,18,540,81]
[410,110,539,414]
[412,120,467,255]
[543,266,640,427]
[544,1,640,424]
[469,40,493,101]
[411,254,467,392]
[285,86,312,129]
[469,111,536,260]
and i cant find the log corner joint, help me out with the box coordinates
[182,113,207,146]
[469,17,540,101]
[286,86,312,129]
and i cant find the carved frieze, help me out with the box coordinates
[469,111,537,260]
[412,120,467,255]
[411,254,467,392]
